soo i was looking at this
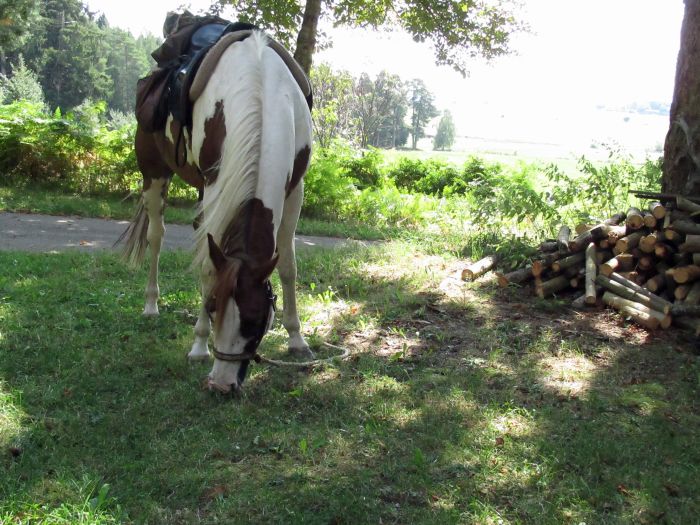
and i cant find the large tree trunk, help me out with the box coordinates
[663,0,700,195]
[293,0,322,75]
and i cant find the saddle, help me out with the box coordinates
[135,17,312,136]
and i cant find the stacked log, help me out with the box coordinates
[461,192,700,335]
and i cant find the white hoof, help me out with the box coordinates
[142,304,159,316]
[188,341,211,361]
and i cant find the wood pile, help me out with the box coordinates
[461,192,700,335]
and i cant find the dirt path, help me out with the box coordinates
[0,212,363,252]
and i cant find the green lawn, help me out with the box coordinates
[1,244,698,524]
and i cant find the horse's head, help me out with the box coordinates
[205,234,277,394]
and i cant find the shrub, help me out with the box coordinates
[0,100,140,193]
[340,147,384,189]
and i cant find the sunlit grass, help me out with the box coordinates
[0,244,698,523]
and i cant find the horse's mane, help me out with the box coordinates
[193,31,267,270]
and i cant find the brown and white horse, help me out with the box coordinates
[120,31,312,393]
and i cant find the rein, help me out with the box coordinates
[211,341,351,368]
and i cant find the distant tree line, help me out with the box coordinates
[1,1,456,150]
[312,64,455,150]
[1,0,158,113]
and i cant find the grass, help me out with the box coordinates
[1,243,698,524]
[0,185,198,226]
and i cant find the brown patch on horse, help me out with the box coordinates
[135,126,172,189]
[147,119,203,191]
[207,234,242,332]
[212,198,278,333]
[199,100,227,185]
[220,198,276,265]
[286,145,310,197]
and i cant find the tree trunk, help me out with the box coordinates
[663,0,700,195]
[293,0,322,75]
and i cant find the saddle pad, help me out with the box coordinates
[189,30,311,103]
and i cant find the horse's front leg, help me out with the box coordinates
[188,270,214,361]
[277,183,313,357]
[142,177,168,316]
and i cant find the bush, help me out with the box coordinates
[0,100,140,193]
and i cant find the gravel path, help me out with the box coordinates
[0,212,363,253]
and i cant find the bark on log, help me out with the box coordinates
[670,219,700,236]
[604,212,627,225]
[575,223,593,235]
[677,195,700,213]
[585,242,597,305]
[607,224,630,244]
[670,303,700,316]
[600,254,635,277]
[684,281,700,304]
[679,234,700,253]
[602,291,671,329]
[602,292,661,329]
[596,273,672,313]
[538,240,559,253]
[551,252,586,273]
[615,231,645,253]
[496,266,534,288]
[462,255,499,281]
[537,275,570,298]
[531,253,562,277]
[569,224,614,252]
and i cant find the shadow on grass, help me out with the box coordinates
[0,247,698,523]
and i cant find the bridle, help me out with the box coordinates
[209,280,276,364]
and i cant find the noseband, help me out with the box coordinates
[210,280,276,363]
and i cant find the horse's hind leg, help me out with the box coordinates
[277,182,312,357]
[134,127,172,316]
[141,176,169,316]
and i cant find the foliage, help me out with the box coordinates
[0,0,39,60]
[310,63,357,148]
[408,78,438,149]
[0,55,45,106]
[354,71,408,148]
[0,100,139,193]
[433,110,455,151]
[5,0,155,113]
[220,0,526,76]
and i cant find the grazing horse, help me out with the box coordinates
[119,31,313,393]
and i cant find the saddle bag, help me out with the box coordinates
[135,66,174,133]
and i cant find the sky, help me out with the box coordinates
[85,0,685,158]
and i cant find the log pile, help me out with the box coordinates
[461,192,700,335]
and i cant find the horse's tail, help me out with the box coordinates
[115,199,149,267]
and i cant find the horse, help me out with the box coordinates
[119,30,313,394]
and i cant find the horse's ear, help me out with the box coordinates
[207,233,227,272]
[252,255,279,283]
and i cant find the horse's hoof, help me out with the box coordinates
[289,346,315,360]
[187,351,211,362]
